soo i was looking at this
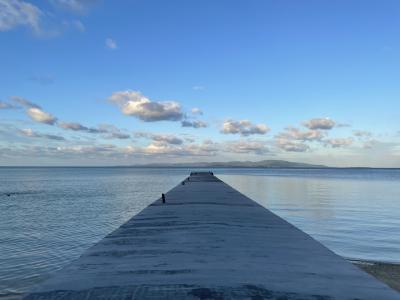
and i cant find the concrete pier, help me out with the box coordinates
[25,172,400,299]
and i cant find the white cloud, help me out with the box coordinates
[0,139,221,163]
[108,132,130,139]
[181,120,208,128]
[27,107,57,125]
[276,139,309,152]
[0,0,42,34]
[1,1,94,37]
[151,135,183,145]
[221,119,269,136]
[324,138,353,148]
[183,141,219,156]
[56,144,117,155]
[11,97,57,124]
[191,107,203,115]
[58,121,88,131]
[105,38,117,49]
[58,121,105,133]
[143,141,218,157]
[20,128,37,137]
[10,96,40,108]
[303,118,336,130]
[134,132,183,145]
[109,90,184,122]
[276,126,324,141]
[11,97,131,137]
[10,96,56,124]
[125,137,219,157]
[142,142,179,155]
[20,128,65,140]
[98,124,130,139]
[58,122,131,139]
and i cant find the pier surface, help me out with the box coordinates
[25,172,400,300]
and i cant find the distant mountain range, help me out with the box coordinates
[134,160,327,168]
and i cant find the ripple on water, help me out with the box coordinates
[0,167,188,295]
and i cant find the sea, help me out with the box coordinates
[0,167,399,297]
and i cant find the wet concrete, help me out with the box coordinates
[24,172,400,299]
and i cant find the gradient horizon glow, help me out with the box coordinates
[1,0,399,167]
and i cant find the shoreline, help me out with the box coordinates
[1,259,399,299]
[350,259,400,292]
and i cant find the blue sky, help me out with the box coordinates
[0,0,399,166]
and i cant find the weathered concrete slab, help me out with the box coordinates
[24,172,400,299]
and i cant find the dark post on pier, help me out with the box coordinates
[24,172,400,299]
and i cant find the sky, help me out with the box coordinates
[0,0,399,167]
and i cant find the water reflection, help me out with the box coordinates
[217,169,400,263]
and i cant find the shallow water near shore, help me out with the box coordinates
[0,167,399,296]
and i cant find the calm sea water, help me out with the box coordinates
[0,167,399,296]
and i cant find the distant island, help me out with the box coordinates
[133,160,327,168]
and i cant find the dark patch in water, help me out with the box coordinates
[118,269,193,275]
[1,191,42,197]
[189,288,224,300]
